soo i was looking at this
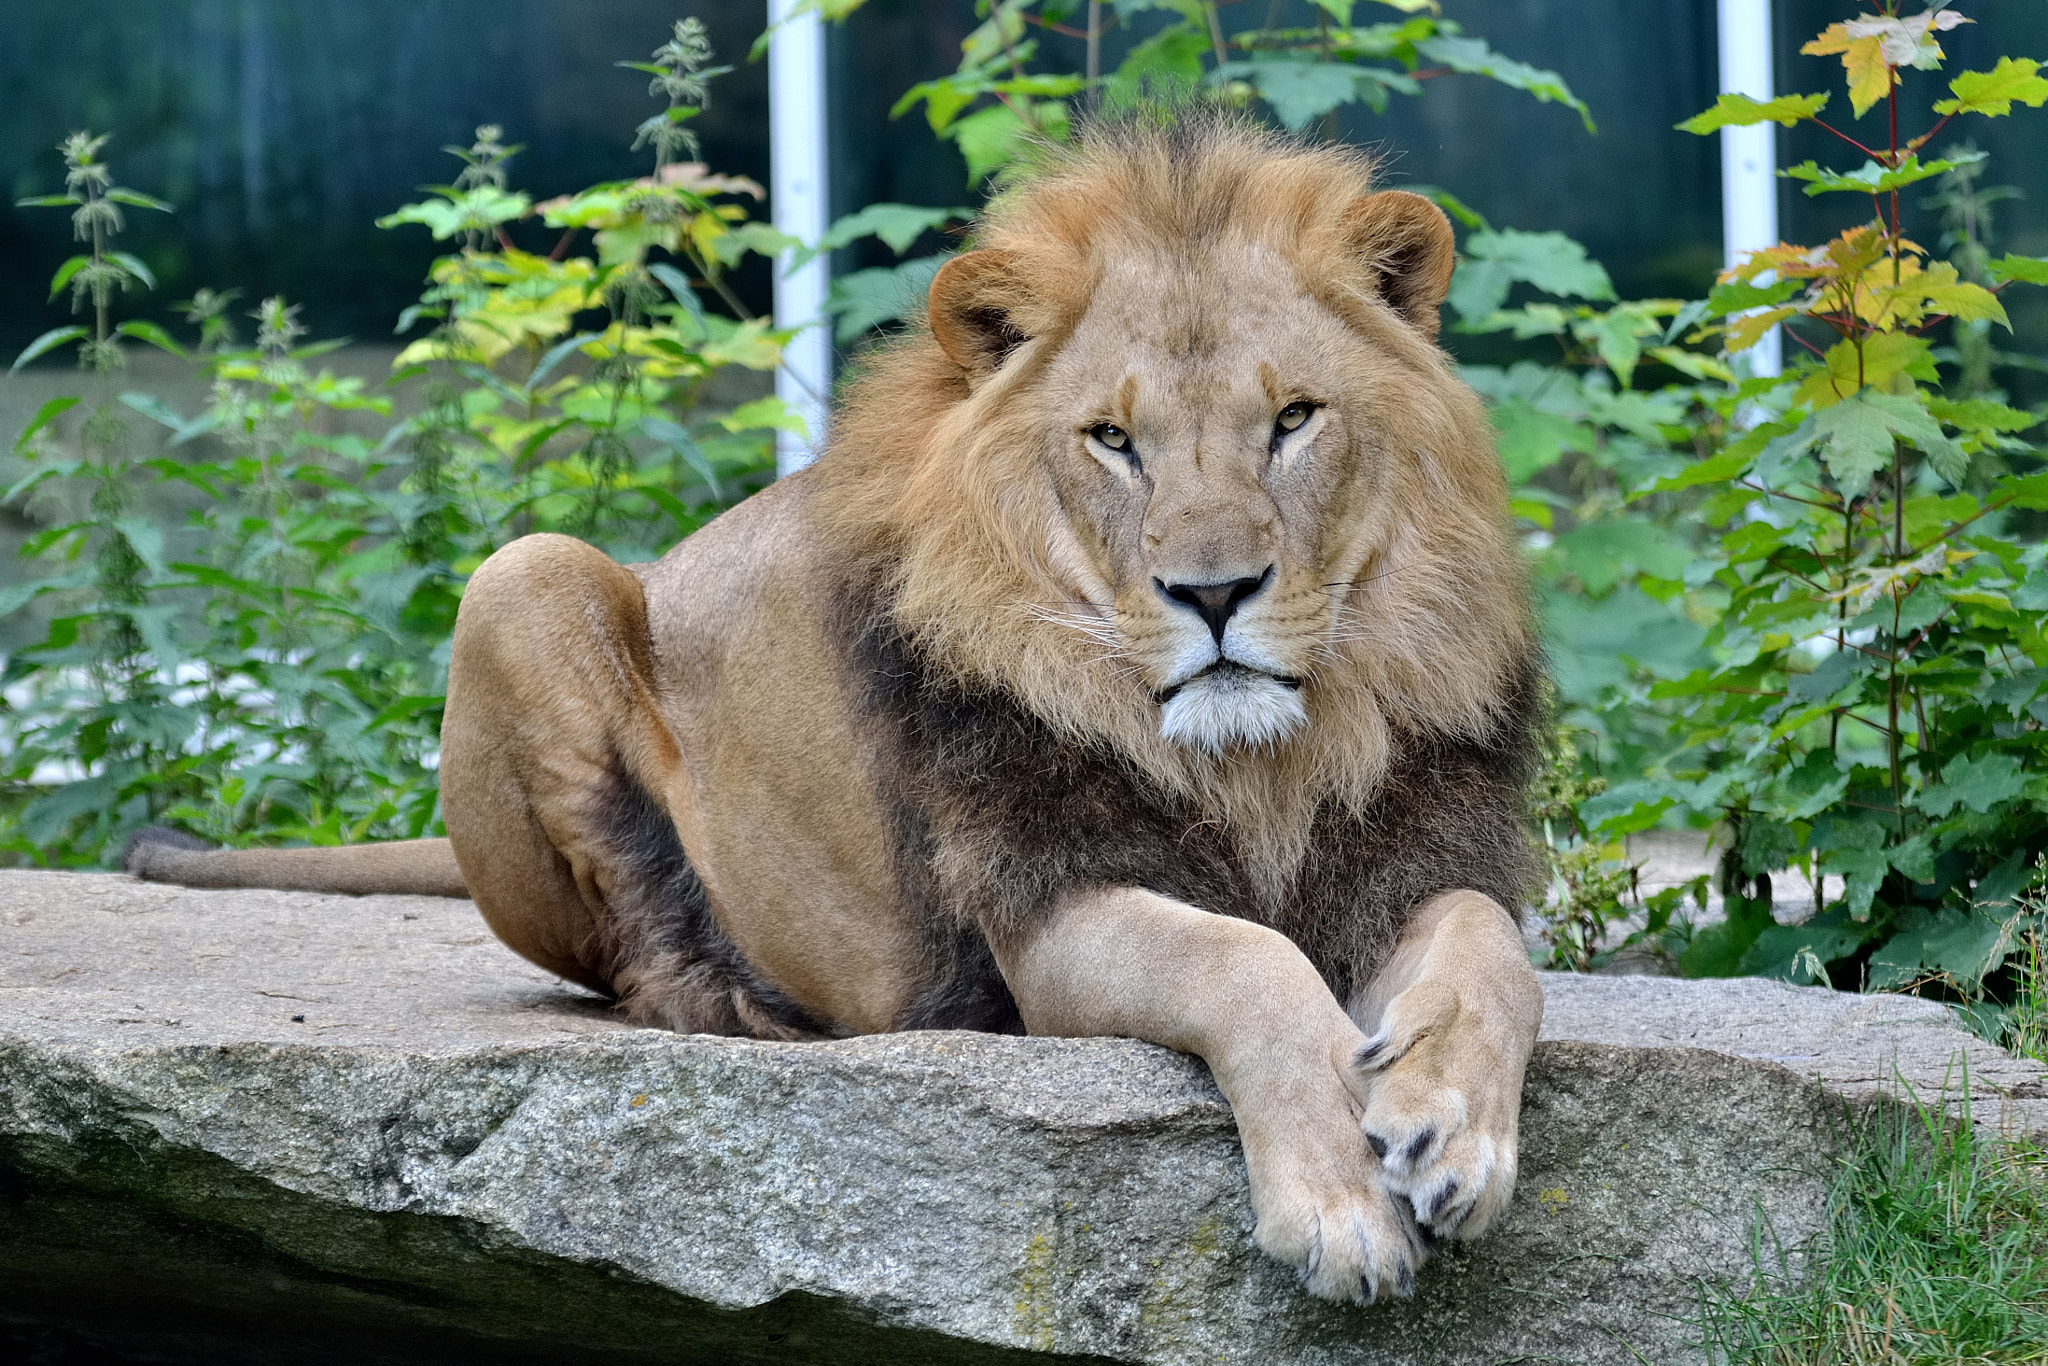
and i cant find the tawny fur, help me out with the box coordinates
[123,116,1549,1304]
[818,118,1531,900]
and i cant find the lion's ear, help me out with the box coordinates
[928,249,1029,379]
[1341,191,1457,341]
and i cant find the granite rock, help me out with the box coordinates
[1,871,2041,1365]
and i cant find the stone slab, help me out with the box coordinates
[1,871,2041,1365]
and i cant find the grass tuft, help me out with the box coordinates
[1699,1101,2048,1365]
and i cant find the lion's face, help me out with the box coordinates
[1032,242,1395,753]
[858,127,1522,778]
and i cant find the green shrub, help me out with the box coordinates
[1556,11,2048,1004]
[0,20,794,864]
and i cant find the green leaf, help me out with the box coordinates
[118,392,189,431]
[1867,908,2016,993]
[1917,751,2031,818]
[1405,185,1490,231]
[1792,332,1937,410]
[107,251,157,291]
[645,265,708,336]
[1737,909,1869,984]
[104,188,174,212]
[1413,34,1593,132]
[947,103,1033,185]
[1925,395,2039,435]
[1448,230,1613,319]
[1651,445,1752,493]
[14,395,81,451]
[20,770,129,847]
[1706,276,1799,316]
[10,325,87,372]
[824,255,951,341]
[1215,59,1416,131]
[1677,896,1775,978]
[1808,391,1966,496]
[1814,818,1889,921]
[375,187,532,240]
[1103,27,1210,111]
[1988,254,2048,286]
[793,203,969,268]
[1552,518,1693,596]
[47,255,92,301]
[1786,648,1860,707]
[15,194,80,208]
[1676,91,1829,133]
[638,416,721,495]
[1931,57,2048,118]
[523,331,605,393]
[1782,150,1987,197]
[111,518,169,579]
[114,320,187,358]
[366,695,446,731]
[718,396,809,438]
[1489,400,1587,481]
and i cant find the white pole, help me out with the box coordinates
[1718,0,1781,378]
[769,0,831,475]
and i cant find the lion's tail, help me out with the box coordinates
[122,828,469,898]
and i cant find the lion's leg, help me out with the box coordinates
[1345,891,1542,1243]
[440,534,682,998]
[994,888,1424,1305]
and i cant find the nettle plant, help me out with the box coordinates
[0,20,815,864]
[1571,6,2048,1006]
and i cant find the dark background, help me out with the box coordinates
[3,1,2044,368]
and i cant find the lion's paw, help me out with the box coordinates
[1252,1167,1425,1305]
[1352,981,1522,1241]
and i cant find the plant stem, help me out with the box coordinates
[1086,0,1100,90]
[1203,2,1229,67]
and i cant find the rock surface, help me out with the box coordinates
[1,871,2041,1365]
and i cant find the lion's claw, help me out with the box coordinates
[1352,980,1522,1242]
[1258,1183,1424,1305]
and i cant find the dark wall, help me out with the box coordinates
[4,1,2043,364]
[0,1,777,354]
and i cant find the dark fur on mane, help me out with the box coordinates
[851,578,1546,1024]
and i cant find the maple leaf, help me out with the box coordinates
[1791,333,1937,410]
[1933,57,2048,117]
[1726,306,1797,353]
[1804,10,1969,117]
[1869,260,2010,330]
[1721,242,1824,286]
[1806,389,1965,497]
[1676,92,1829,134]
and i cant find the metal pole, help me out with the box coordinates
[769,0,831,475]
[1718,0,1781,377]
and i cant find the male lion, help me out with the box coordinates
[129,118,1545,1305]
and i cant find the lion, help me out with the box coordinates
[127,116,1546,1306]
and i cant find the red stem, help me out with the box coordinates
[1806,117,1887,162]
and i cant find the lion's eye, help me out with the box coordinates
[1090,423,1131,452]
[1275,402,1315,434]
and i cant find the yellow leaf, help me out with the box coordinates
[1721,242,1816,285]
[1803,24,1893,116]
[1648,346,1735,383]
[1867,260,2011,330]
[1726,306,1795,353]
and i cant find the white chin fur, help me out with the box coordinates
[1158,669,1308,754]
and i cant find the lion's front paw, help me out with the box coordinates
[1351,980,1525,1242]
[1251,1156,1426,1305]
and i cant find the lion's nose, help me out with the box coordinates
[1155,568,1273,645]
